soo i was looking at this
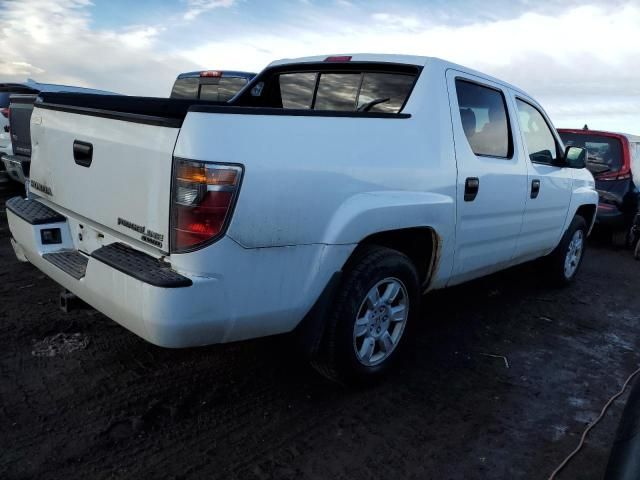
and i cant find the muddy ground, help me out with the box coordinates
[1,184,639,480]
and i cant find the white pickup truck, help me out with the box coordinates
[7,54,597,383]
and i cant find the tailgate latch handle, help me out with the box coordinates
[73,140,93,168]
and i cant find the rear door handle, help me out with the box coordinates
[73,140,93,168]
[464,177,480,202]
[531,179,541,199]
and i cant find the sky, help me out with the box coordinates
[1,0,639,133]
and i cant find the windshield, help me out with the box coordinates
[559,132,623,174]
[170,77,249,101]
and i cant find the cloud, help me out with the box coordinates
[1,0,638,132]
[118,26,162,49]
[371,13,422,31]
[182,2,640,132]
[0,60,45,77]
[183,0,237,21]
[0,0,198,96]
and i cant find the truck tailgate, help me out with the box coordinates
[29,106,177,252]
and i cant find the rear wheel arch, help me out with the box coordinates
[575,203,597,228]
[347,227,439,289]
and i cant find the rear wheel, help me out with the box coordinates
[311,245,420,384]
[544,215,588,286]
[612,228,630,249]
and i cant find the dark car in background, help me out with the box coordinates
[1,80,116,185]
[170,70,255,101]
[559,128,640,245]
[0,84,42,182]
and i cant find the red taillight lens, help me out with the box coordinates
[597,203,616,211]
[595,171,632,181]
[171,159,242,252]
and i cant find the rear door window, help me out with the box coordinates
[455,79,512,158]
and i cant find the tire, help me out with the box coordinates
[311,245,420,385]
[612,228,630,249]
[544,215,588,286]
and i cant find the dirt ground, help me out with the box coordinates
[1,184,639,480]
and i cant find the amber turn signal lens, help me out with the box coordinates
[176,162,207,183]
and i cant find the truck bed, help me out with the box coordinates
[37,92,228,127]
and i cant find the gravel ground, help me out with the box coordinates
[1,184,639,480]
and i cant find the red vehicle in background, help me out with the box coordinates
[559,128,640,246]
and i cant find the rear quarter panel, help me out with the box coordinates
[174,63,458,287]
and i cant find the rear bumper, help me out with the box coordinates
[2,154,29,184]
[7,197,353,348]
[596,204,627,230]
[7,198,229,348]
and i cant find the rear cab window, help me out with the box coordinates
[237,62,419,114]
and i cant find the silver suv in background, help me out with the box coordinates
[1,85,41,183]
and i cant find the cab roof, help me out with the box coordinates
[268,53,530,98]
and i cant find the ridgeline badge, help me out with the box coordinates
[117,217,165,248]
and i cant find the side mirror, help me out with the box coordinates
[564,146,586,169]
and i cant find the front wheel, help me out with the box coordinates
[544,215,588,286]
[311,245,420,384]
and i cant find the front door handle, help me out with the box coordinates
[531,179,541,199]
[464,177,480,202]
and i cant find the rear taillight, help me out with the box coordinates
[598,204,616,212]
[595,171,632,181]
[171,158,242,252]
